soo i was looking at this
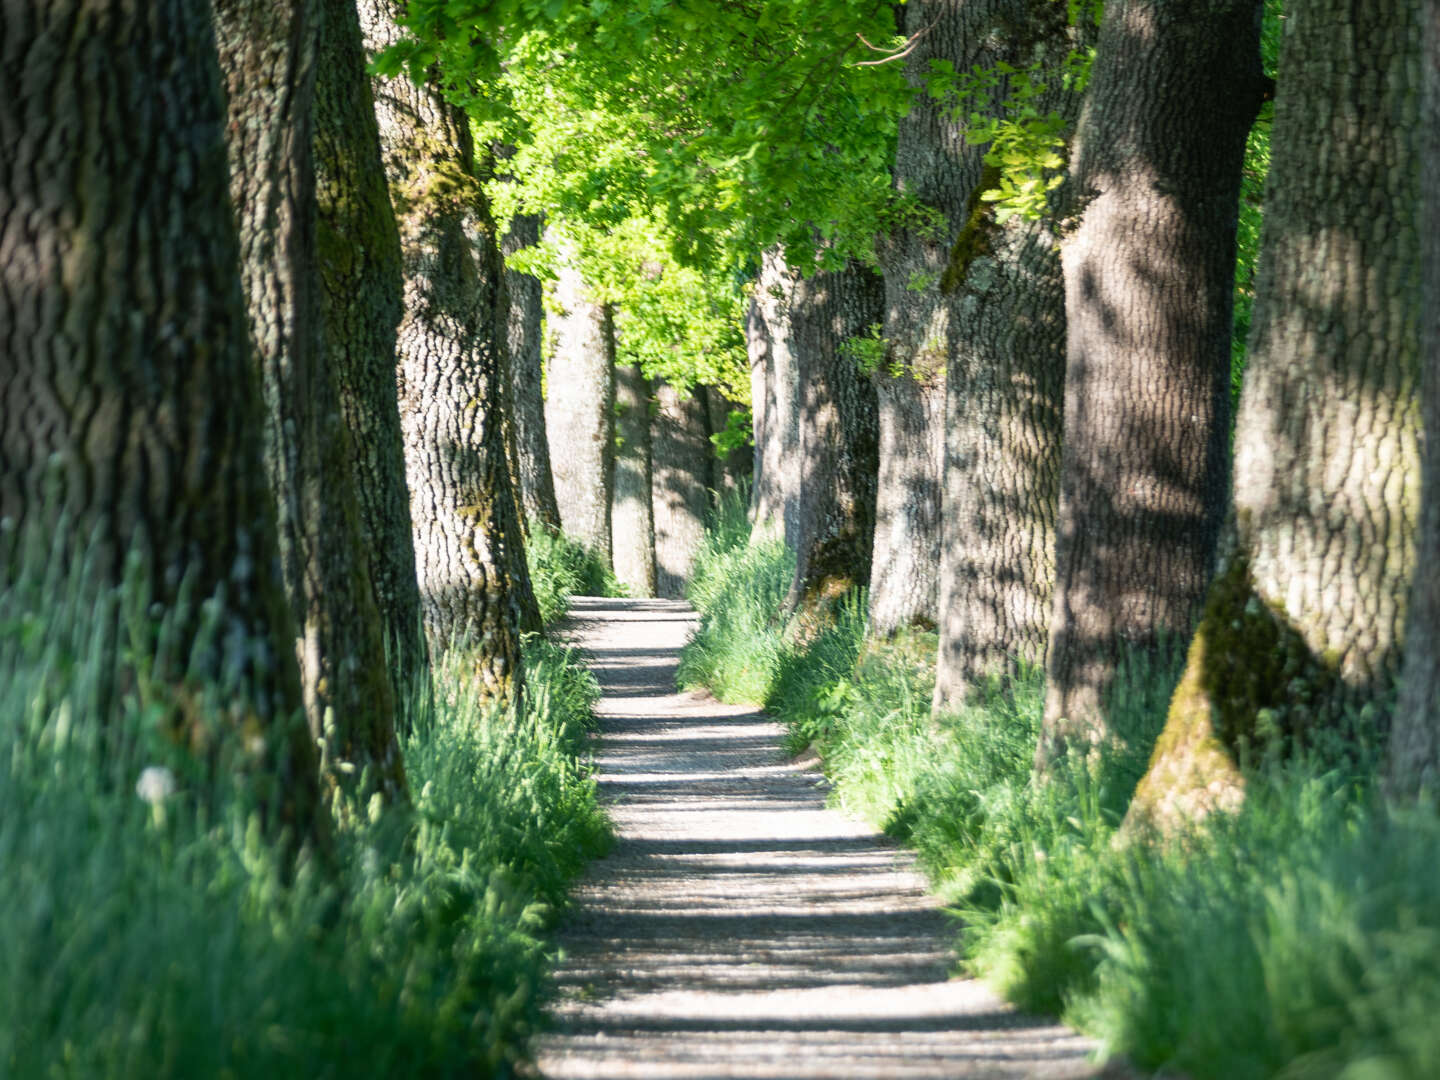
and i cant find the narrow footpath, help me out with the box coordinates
[534,597,1101,1080]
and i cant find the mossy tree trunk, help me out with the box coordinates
[929,1,1079,712]
[1386,1,1440,803]
[546,252,617,564]
[652,382,713,599]
[312,0,428,715]
[1038,0,1266,768]
[213,0,406,801]
[503,212,563,530]
[613,363,658,597]
[783,260,882,611]
[0,0,325,847]
[1129,0,1421,828]
[360,0,523,698]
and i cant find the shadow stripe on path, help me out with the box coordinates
[533,596,1103,1080]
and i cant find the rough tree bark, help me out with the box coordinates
[546,254,617,563]
[0,0,324,845]
[652,382,713,599]
[1038,0,1266,767]
[1387,1,1440,802]
[212,0,405,800]
[313,0,428,702]
[360,0,523,697]
[1129,0,1421,826]
[503,212,563,530]
[926,1,1079,710]
[784,261,883,610]
[748,249,802,539]
[613,363,658,597]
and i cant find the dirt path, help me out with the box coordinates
[534,597,1101,1080]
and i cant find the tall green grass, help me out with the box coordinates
[524,520,628,627]
[0,556,610,1078]
[678,508,1440,1079]
[676,489,794,703]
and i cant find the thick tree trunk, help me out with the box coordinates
[360,0,522,697]
[546,256,616,563]
[1038,0,1265,767]
[870,370,945,635]
[920,1,1077,710]
[748,249,802,540]
[503,212,563,530]
[652,382,713,599]
[1387,2,1440,802]
[1128,0,1421,827]
[784,261,883,610]
[312,0,428,711]
[0,0,324,845]
[613,363,658,597]
[213,0,405,800]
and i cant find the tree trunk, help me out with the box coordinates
[870,370,945,635]
[704,386,752,496]
[360,0,522,697]
[1038,0,1266,767]
[213,0,406,801]
[503,212,563,530]
[784,261,883,611]
[613,363,657,597]
[546,255,617,563]
[0,0,324,847]
[312,0,428,712]
[1129,0,1421,826]
[748,249,802,540]
[652,382,713,599]
[918,1,1077,710]
[1387,1,1440,802]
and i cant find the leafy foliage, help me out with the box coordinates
[525,520,629,627]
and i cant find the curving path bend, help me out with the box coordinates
[533,597,1104,1080]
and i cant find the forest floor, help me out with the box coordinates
[532,597,1107,1080]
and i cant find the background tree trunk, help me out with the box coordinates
[748,249,802,540]
[1130,0,1421,826]
[613,363,658,597]
[360,0,522,697]
[546,255,617,563]
[213,0,405,801]
[312,0,428,711]
[704,386,752,497]
[927,1,1077,711]
[1386,0,1440,802]
[503,212,564,530]
[1038,0,1265,766]
[784,260,883,611]
[0,0,324,846]
[652,382,713,599]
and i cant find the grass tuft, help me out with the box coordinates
[0,555,610,1078]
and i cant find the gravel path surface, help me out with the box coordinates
[533,597,1102,1080]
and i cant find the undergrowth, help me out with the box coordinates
[0,557,610,1078]
[525,520,628,627]
[679,508,1440,1079]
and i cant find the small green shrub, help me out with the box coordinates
[525,521,627,627]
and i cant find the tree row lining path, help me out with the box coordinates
[534,597,1102,1079]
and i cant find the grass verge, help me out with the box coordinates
[0,563,610,1078]
[677,509,1440,1079]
